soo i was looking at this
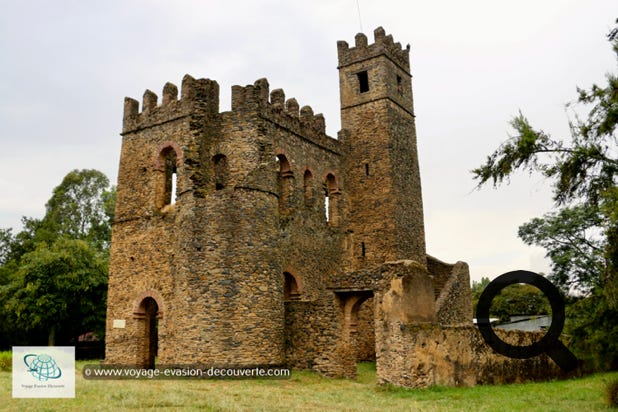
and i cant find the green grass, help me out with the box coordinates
[2,361,617,411]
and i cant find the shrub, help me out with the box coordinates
[0,351,11,371]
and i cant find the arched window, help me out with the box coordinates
[303,169,314,206]
[276,154,294,214]
[157,145,179,209]
[324,173,340,226]
[212,154,228,190]
[283,272,301,301]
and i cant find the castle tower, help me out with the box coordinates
[105,76,285,368]
[338,27,426,269]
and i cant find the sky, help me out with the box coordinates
[1,0,616,283]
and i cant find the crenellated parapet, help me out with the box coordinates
[231,78,341,154]
[122,74,220,134]
[337,26,410,73]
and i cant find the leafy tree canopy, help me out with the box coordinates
[2,238,108,345]
[0,169,115,348]
[472,27,618,299]
[472,20,618,370]
[43,169,115,251]
[471,277,550,321]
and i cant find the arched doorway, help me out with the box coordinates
[136,297,159,369]
[335,290,375,376]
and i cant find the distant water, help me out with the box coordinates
[494,315,552,332]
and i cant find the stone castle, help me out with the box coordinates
[104,27,561,387]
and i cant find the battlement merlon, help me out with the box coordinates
[122,75,220,134]
[231,78,341,154]
[337,26,411,74]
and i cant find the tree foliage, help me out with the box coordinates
[566,291,618,371]
[472,20,618,370]
[43,169,115,251]
[472,27,618,301]
[490,284,551,322]
[0,169,115,348]
[3,238,108,345]
[518,205,606,294]
[471,277,550,321]
[471,276,490,313]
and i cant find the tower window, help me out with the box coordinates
[213,154,229,190]
[160,147,177,208]
[155,141,183,210]
[357,71,369,93]
[170,172,177,204]
[324,173,340,226]
[284,272,301,301]
[276,154,294,214]
[303,169,314,206]
[364,163,370,176]
[361,242,366,257]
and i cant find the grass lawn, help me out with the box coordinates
[2,362,617,411]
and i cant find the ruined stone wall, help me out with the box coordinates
[376,323,564,388]
[284,295,350,377]
[427,255,453,298]
[374,258,561,388]
[434,261,473,325]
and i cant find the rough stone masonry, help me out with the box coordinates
[104,27,562,387]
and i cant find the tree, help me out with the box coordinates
[2,238,108,345]
[517,204,606,294]
[0,228,13,267]
[2,170,116,264]
[0,169,115,348]
[43,169,116,251]
[471,276,490,313]
[490,284,551,322]
[472,28,618,301]
[472,20,618,370]
[471,277,550,321]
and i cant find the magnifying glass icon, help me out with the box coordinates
[475,270,578,371]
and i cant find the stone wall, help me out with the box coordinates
[435,261,473,325]
[377,323,565,388]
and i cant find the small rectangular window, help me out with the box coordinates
[364,163,370,176]
[357,71,369,93]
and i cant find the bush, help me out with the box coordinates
[607,380,618,408]
[565,293,618,372]
[0,351,11,371]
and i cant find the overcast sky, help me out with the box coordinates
[1,1,616,282]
